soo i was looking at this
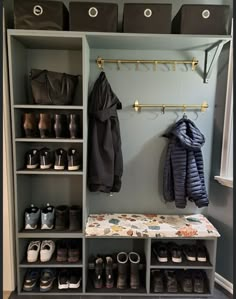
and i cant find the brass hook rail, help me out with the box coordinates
[133,100,208,113]
[96,56,198,71]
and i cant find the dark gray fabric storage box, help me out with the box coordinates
[14,0,69,30]
[123,4,172,34]
[69,2,118,32]
[172,5,230,35]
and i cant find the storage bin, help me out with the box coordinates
[69,2,118,32]
[172,5,230,35]
[123,4,172,34]
[14,0,68,30]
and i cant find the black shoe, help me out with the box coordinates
[152,242,168,263]
[93,257,104,289]
[25,149,40,169]
[68,148,80,171]
[165,270,178,293]
[151,270,164,293]
[69,270,82,289]
[40,148,53,170]
[40,269,56,292]
[105,256,114,288]
[181,270,193,293]
[58,270,69,289]
[182,244,197,262]
[69,205,82,231]
[54,148,67,170]
[168,242,182,263]
[55,205,69,230]
[193,270,205,293]
[23,269,40,291]
[196,242,208,262]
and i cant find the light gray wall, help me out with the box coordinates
[207,45,233,283]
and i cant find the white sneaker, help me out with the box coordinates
[40,240,55,262]
[27,241,41,263]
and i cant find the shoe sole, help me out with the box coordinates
[68,165,80,171]
[185,255,196,262]
[197,257,207,262]
[41,224,54,229]
[27,164,39,169]
[54,165,65,170]
[158,257,168,263]
[25,224,37,229]
[58,283,69,289]
[69,280,81,289]
[172,257,182,263]
[40,164,52,170]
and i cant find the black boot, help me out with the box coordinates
[117,252,128,289]
[69,206,82,231]
[129,252,140,289]
[105,256,114,288]
[93,257,103,289]
[69,114,80,138]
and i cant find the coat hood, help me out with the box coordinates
[167,118,205,151]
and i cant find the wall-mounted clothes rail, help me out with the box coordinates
[96,56,198,71]
[133,100,208,113]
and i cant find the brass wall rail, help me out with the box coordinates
[96,56,198,71]
[133,100,208,113]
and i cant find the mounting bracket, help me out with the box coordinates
[204,40,226,83]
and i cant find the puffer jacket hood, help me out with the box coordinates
[171,119,205,151]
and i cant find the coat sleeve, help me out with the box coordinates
[163,140,175,202]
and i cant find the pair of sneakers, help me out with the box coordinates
[25,204,55,230]
[23,269,56,292]
[25,147,80,171]
[27,240,55,263]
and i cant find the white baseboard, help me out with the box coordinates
[215,272,233,294]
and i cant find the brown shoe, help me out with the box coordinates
[38,113,52,138]
[68,241,80,263]
[23,113,37,137]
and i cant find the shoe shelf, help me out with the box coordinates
[86,278,147,295]
[18,230,83,238]
[20,286,83,296]
[150,255,213,269]
[14,105,84,110]
[16,169,84,175]
[20,258,83,268]
[15,138,84,143]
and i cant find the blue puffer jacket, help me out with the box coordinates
[163,118,209,208]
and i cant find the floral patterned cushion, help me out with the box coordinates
[85,214,220,238]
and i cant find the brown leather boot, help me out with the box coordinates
[38,113,51,138]
[23,113,37,137]
[129,252,140,289]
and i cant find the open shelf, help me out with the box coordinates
[20,257,83,268]
[18,230,83,238]
[15,138,84,143]
[8,29,231,51]
[14,105,84,110]
[21,286,82,295]
[149,291,211,297]
[150,255,213,269]
[16,169,83,175]
[86,278,146,295]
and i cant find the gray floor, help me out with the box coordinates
[9,284,232,299]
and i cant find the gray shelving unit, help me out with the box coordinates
[7,29,227,297]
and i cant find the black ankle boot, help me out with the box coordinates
[105,256,114,288]
[117,252,128,289]
[93,257,103,289]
